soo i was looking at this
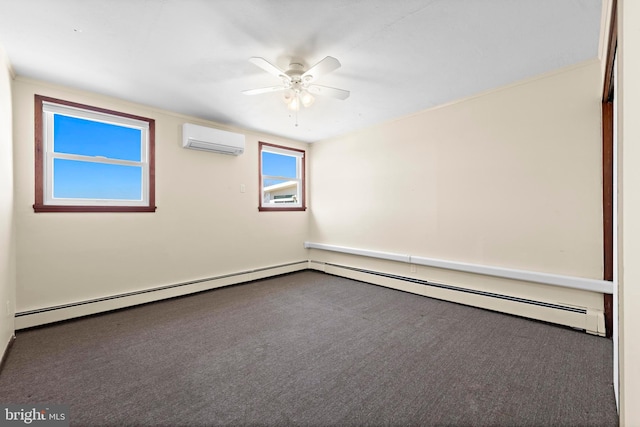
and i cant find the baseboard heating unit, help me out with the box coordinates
[304,242,611,335]
[307,260,604,334]
[15,244,611,335]
[14,261,308,329]
[316,261,587,314]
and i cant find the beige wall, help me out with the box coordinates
[0,45,16,352]
[12,78,308,319]
[618,0,640,424]
[310,61,602,277]
[309,61,605,331]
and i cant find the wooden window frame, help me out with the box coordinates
[33,95,156,213]
[258,141,306,212]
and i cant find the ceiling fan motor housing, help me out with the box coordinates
[243,56,349,103]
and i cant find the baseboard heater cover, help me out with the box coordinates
[304,242,613,294]
[315,261,586,314]
[14,256,597,332]
[15,261,308,326]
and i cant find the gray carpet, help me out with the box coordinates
[0,270,618,426]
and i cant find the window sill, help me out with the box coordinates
[33,204,157,213]
[258,206,307,212]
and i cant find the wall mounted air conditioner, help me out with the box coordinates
[182,123,245,155]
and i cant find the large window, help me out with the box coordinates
[34,95,156,212]
[259,142,305,211]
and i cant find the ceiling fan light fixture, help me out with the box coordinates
[300,90,315,108]
[245,56,349,113]
[283,89,295,104]
[287,95,301,111]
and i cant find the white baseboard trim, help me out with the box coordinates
[304,242,613,294]
[309,260,604,335]
[13,250,609,336]
[14,261,308,330]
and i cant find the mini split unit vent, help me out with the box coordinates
[182,123,245,155]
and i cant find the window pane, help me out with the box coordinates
[263,178,299,204]
[54,114,142,161]
[53,158,142,200]
[262,152,296,178]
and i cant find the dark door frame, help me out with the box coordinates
[602,0,617,338]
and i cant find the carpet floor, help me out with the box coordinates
[0,270,618,426]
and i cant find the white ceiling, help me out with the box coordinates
[0,0,603,143]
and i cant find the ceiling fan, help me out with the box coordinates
[243,56,350,111]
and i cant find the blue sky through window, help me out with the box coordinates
[54,115,141,161]
[52,114,143,200]
[262,152,296,187]
[53,159,142,200]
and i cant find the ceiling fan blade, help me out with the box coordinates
[242,86,286,95]
[302,56,341,82]
[307,84,350,100]
[249,57,290,82]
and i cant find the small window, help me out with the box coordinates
[34,95,156,212]
[259,142,306,211]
